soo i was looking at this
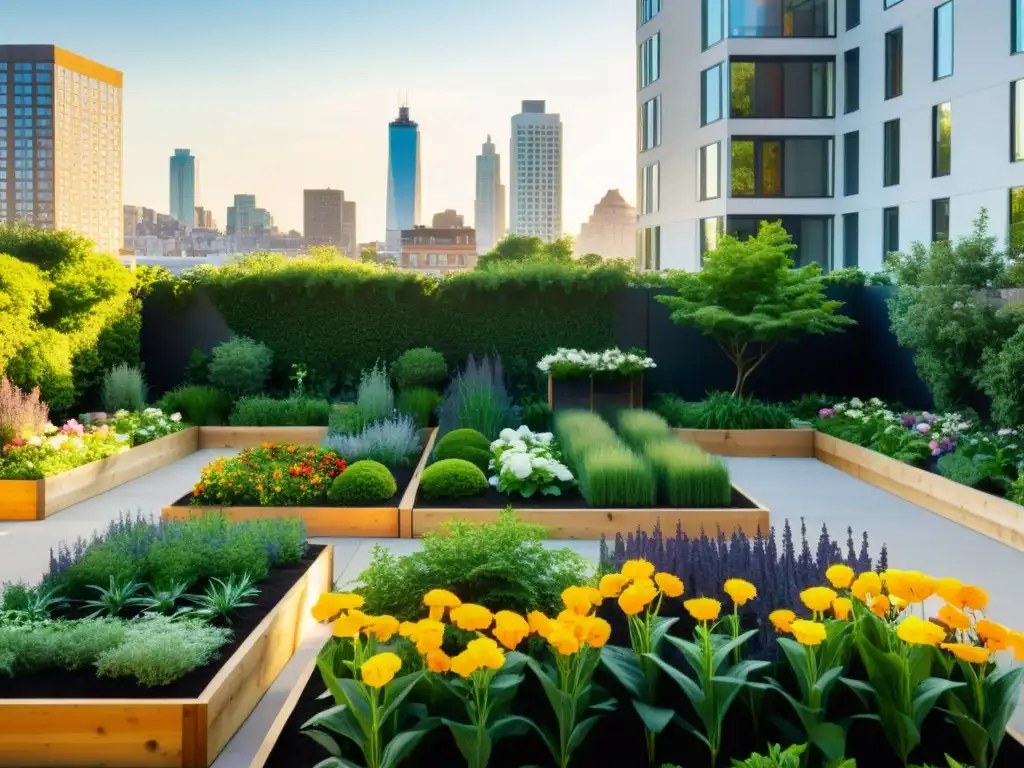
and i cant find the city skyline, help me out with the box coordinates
[1,0,634,245]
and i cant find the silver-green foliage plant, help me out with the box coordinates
[101,364,147,412]
[94,615,231,686]
[0,618,127,675]
[208,336,274,398]
[356,361,395,423]
[437,354,515,440]
[324,414,420,467]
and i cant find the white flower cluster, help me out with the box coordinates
[489,425,574,496]
[536,347,656,376]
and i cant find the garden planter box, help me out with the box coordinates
[674,428,815,457]
[0,544,333,768]
[163,430,439,539]
[814,433,1024,551]
[546,373,643,413]
[197,427,329,450]
[0,427,200,521]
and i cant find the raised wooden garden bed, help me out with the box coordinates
[674,428,815,458]
[197,427,328,450]
[814,433,1024,551]
[0,427,200,522]
[547,373,643,413]
[0,544,333,768]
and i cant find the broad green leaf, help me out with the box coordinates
[839,677,876,709]
[526,657,571,726]
[777,637,811,701]
[337,678,373,729]
[908,645,935,690]
[711,629,759,672]
[854,635,905,709]
[807,721,847,761]
[912,678,964,729]
[600,644,645,700]
[566,714,604,755]
[444,718,490,767]
[380,726,434,768]
[940,706,990,768]
[501,651,530,675]
[983,665,1024,750]
[488,714,534,743]
[379,671,425,724]
[672,712,713,750]
[647,653,706,706]
[317,655,349,707]
[302,728,344,758]
[767,677,818,726]
[632,700,675,734]
[301,704,367,751]
[814,666,846,701]
[311,756,364,768]
[664,633,708,678]
[651,616,679,651]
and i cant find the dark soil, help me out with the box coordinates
[172,466,415,508]
[0,545,325,700]
[264,648,1024,768]
[416,483,758,510]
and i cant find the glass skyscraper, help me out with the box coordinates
[385,106,421,246]
[169,148,196,226]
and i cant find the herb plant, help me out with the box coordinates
[184,573,260,624]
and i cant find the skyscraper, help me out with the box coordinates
[169,149,196,226]
[474,135,506,253]
[510,101,562,243]
[304,189,343,248]
[385,106,421,247]
[576,190,637,260]
[342,199,357,257]
[226,194,272,236]
[0,45,122,254]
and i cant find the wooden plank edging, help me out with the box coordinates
[197,426,328,450]
[673,428,815,458]
[247,656,319,768]
[399,428,438,538]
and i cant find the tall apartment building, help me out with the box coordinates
[226,193,273,236]
[194,206,215,230]
[432,209,464,228]
[576,189,638,260]
[510,101,562,243]
[342,199,357,256]
[386,106,422,248]
[0,45,122,254]
[475,135,506,252]
[638,0,1024,272]
[304,188,343,248]
[169,149,196,226]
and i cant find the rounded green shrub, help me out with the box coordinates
[328,460,398,505]
[420,459,489,500]
[435,428,492,472]
[393,347,448,391]
[208,337,273,398]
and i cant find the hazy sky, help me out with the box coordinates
[4,0,636,242]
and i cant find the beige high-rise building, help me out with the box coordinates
[304,189,343,248]
[432,209,464,229]
[0,45,123,254]
[576,189,637,261]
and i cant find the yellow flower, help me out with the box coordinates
[884,571,936,604]
[941,643,991,665]
[790,619,827,646]
[938,605,971,631]
[360,652,402,688]
[825,564,855,590]
[403,619,446,654]
[959,585,990,612]
[800,586,839,614]
[450,650,480,678]
[896,616,946,647]
[935,577,965,605]
[869,594,891,618]
[890,595,908,611]
[426,649,451,673]
[547,621,581,655]
[580,616,612,648]
[684,597,721,623]
[562,586,595,616]
[1007,631,1024,662]
[618,581,658,616]
[851,571,882,602]
[423,589,462,621]
[333,610,371,638]
[770,609,796,634]
[493,611,531,650]
[832,597,853,621]
[366,615,400,643]
[599,573,630,598]
[528,610,552,638]
[466,636,505,670]
[450,603,494,631]
[399,621,416,638]
[655,572,684,598]
[723,578,757,606]
[621,559,655,581]
[583,587,604,607]
[311,592,365,622]
[976,619,1009,644]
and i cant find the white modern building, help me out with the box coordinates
[474,135,507,253]
[510,100,563,242]
[637,0,1024,272]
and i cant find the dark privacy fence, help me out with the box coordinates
[141,285,932,408]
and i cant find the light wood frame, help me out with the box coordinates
[673,428,816,458]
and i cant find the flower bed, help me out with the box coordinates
[538,348,654,413]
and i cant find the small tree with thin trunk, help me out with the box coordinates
[656,221,856,397]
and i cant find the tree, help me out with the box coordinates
[656,221,856,397]
[307,245,344,263]
[476,234,574,271]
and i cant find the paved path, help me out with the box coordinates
[0,450,1020,767]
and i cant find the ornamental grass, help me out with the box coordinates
[643,438,732,507]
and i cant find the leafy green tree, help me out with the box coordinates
[307,245,343,263]
[656,221,856,397]
[476,234,574,270]
[577,253,604,267]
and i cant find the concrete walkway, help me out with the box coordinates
[0,450,1021,767]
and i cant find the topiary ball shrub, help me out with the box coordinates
[393,347,448,391]
[328,460,398,505]
[435,428,492,473]
[420,459,489,500]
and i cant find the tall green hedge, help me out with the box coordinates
[179,257,625,390]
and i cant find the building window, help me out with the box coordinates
[846,0,860,30]
[639,33,661,89]
[730,57,834,119]
[700,217,725,260]
[932,198,950,242]
[885,28,903,100]
[1013,80,1024,162]
[638,0,661,26]
[934,2,954,80]
[703,0,725,48]
[883,207,900,259]
[843,131,859,196]
[843,212,859,267]
[932,102,952,178]
[1010,187,1024,252]
[727,0,835,38]
[639,225,661,270]
[639,95,661,151]
[885,0,903,7]
[701,63,724,125]
[699,143,721,200]
[641,161,661,213]
[408,254,417,267]
[883,119,901,187]
[726,215,834,268]
[730,137,834,198]
[844,48,860,113]
[1015,0,1024,53]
